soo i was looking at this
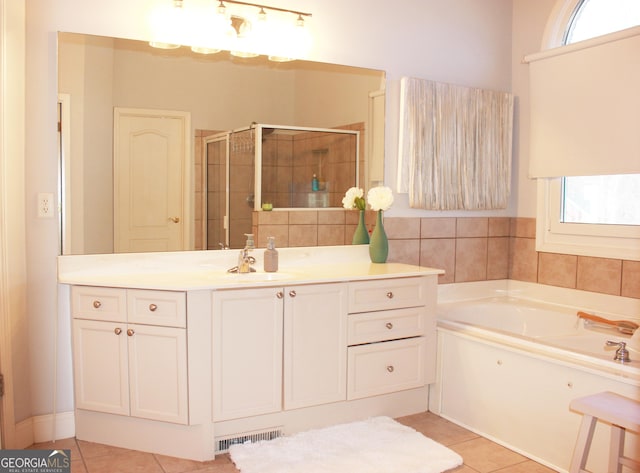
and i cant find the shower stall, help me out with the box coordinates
[205,123,361,249]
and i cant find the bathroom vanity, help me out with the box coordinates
[58,246,442,461]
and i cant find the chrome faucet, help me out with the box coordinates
[237,248,256,273]
[234,233,256,273]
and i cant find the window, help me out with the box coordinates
[562,174,640,226]
[536,0,640,261]
[565,0,640,43]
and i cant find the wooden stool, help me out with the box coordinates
[570,391,640,473]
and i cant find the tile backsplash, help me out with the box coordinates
[253,212,639,300]
[386,216,639,299]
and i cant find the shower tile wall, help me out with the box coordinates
[261,124,362,209]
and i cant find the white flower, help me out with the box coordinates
[367,186,394,211]
[342,187,365,210]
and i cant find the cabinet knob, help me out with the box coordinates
[114,327,122,335]
[386,365,395,373]
[289,290,297,298]
[148,303,158,312]
[385,322,393,330]
[276,291,284,299]
[169,216,180,223]
[386,292,394,299]
[93,300,101,309]
[127,328,135,337]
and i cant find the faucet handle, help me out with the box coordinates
[606,340,631,363]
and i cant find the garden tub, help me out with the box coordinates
[430,295,639,472]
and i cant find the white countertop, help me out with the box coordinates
[58,245,443,290]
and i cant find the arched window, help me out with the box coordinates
[560,1,640,227]
[534,1,640,260]
[564,0,640,44]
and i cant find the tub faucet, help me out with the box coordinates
[606,340,631,363]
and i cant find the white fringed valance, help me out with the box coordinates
[397,77,514,210]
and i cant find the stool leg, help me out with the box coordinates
[609,425,624,473]
[571,415,597,473]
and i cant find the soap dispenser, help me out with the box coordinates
[264,236,279,272]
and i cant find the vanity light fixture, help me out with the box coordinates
[148,0,312,61]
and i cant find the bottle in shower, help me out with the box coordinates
[264,236,279,272]
[312,174,319,192]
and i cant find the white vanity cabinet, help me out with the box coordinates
[212,283,348,421]
[59,247,443,461]
[346,277,436,400]
[71,286,188,425]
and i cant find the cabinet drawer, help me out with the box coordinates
[348,307,425,345]
[72,286,127,322]
[128,289,186,328]
[348,277,427,313]
[347,337,426,400]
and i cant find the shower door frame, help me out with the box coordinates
[251,123,360,211]
[204,132,232,249]
[204,123,361,248]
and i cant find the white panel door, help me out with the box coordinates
[73,319,129,415]
[127,324,188,424]
[114,108,190,253]
[283,283,348,410]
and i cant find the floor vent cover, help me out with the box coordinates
[215,427,283,453]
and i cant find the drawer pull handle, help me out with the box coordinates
[127,328,135,337]
[289,290,297,298]
[148,303,158,312]
[386,292,394,299]
[385,322,393,330]
[114,327,122,335]
[93,300,101,309]
[386,365,395,373]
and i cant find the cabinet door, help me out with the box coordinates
[283,283,348,410]
[73,319,129,415]
[127,324,188,424]
[212,287,283,421]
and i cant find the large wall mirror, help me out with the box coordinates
[58,32,385,255]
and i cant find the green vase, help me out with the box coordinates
[352,210,370,245]
[369,210,388,263]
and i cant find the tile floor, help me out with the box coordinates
[29,412,557,473]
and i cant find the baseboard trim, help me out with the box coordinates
[15,411,75,447]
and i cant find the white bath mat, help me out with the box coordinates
[229,416,463,473]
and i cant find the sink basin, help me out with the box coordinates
[222,271,296,282]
